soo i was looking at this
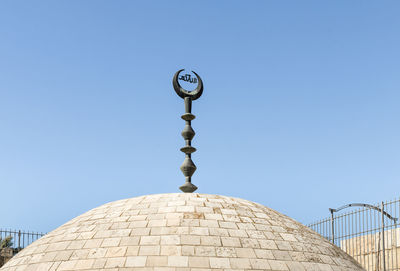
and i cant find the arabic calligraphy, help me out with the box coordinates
[179,74,198,84]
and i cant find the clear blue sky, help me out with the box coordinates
[0,1,399,233]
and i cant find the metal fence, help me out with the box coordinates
[0,229,45,251]
[308,198,400,271]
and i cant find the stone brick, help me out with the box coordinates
[160,245,181,256]
[209,257,231,268]
[221,237,241,247]
[235,248,256,258]
[216,247,236,257]
[268,259,289,270]
[133,245,157,256]
[126,246,140,256]
[146,256,168,266]
[230,258,251,269]
[250,258,271,269]
[200,236,220,246]
[74,259,94,270]
[140,236,161,245]
[168,256,189,267]
[219,221,238,229]
[188,256,209,268]
[160,235,180,245]
[69,249,90,260]
[181,246,195,256]
[125,256,147,267]
[195,246,216,257]
[190,227,209,236]
[101,237,121,247]
[180,235,200,245]
[87,247,108,258]
[53,250,73,261]
[106,246,127,257]
[286,261,306,271]
[120,236,140,246]
[254,248,274,259]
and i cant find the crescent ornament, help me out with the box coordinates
[173,69,203,100]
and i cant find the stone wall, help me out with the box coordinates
[340,228,400,271]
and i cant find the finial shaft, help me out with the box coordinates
[179,97,197,193]
[184,96,192,114]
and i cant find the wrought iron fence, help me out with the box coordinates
[308,198,400,271]
[0,229,45,251]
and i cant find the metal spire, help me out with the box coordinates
[172,69,203,193]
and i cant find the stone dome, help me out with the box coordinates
[1,193,364,271]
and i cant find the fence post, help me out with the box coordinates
[381,201,386,271]
[330,209,335,245]
[18,230,21,249]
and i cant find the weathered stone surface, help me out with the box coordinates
[0,193,365,270]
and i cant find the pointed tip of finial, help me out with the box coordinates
[179,182,198,193]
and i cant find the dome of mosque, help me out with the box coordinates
[1,193,364,271]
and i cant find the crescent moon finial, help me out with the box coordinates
[173,69,203,100]
[172,69,204,193]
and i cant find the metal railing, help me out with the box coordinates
[0,229,45,251]
[308,198,400,271]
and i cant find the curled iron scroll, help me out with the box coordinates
[173,69,203,100]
